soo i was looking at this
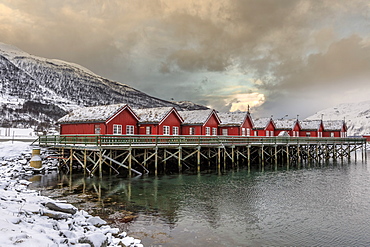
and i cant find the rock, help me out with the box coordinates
[45,202,77,215]
[42,209,70,220]
[87,216,107,227]
[79,233,108,247]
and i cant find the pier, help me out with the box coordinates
[36,135,367,177]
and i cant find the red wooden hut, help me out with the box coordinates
[218,112,254,136]
[179,109,221,135]
[58,104,139,135]
[253,117,276,137]
[134,107,183,135]
[274,119,301,137]
[323,120,347,137]
[299,120,324,137]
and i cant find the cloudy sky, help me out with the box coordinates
[1,0,370,118]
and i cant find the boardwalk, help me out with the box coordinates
[36,135,367,177]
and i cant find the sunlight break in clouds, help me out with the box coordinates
[226,93,265,112]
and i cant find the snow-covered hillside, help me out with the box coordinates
[0,43,207,131]
[306,100,370,136]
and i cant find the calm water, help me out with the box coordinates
[30,155,370,247]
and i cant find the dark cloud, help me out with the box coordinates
[1,0,370,117]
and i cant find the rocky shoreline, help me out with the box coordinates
[0,141,143,247]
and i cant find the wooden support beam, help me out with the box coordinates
[102,154,142,176]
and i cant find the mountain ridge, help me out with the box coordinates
[306,100,370,136]
[0,43,207,131]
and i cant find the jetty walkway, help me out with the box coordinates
[36,135,367,177]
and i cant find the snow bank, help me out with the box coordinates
[0,142,143,247]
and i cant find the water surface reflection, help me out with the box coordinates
[30,160,370,246]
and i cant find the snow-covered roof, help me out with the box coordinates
[58,104,128,123]
[133,107,177,123]
[300,120,322,131]
[178,109,216,125]
[253,117,272,129]
[274,119,297,130]
[218,112,250,126]
[323,120,345,131]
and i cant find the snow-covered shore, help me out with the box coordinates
[0,141,143,247]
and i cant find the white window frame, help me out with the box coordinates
[163,126,170,135]
[113,124,122,135]
[205,127,211,136]
[270,131,274,137]
[212,128,217,136]
[330,132,334,137]
[173,126,179,136]
[254,131,258,136]
[126,125,134,135]
[246,128,251,136]
[94,124,101,134]
[241,128,246,136]
[222,128,228,136]
[146,126,151,135]
[266,130,269,137]
[189,127,195,135]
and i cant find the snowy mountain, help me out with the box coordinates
[0,43,207,131]
[306,100,370,136]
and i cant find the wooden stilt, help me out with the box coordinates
[247,145,251,172]
[128,148,132,177]
[197,146,201,172]
[155,147,158,175]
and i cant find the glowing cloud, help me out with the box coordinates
[226,93,265,112]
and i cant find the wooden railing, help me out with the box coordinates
[36,135,367,148]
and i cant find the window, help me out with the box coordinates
[222,128,228,136]
[318,131,322,137]
[163,126,170,135]
[113,124,122,135]
[126,125,134,135]
[212,128,217,136]
[270,131,274,137]
[94,124,101,134]
[306,132,311,137]
[266,130,269,137]
[206,127,211,136]
[173,126,179,135]
[254,131,258,136]
[246,128,251,136]
[189,127,195,135]
[146,126,151,135]
[242,128,246,136]
[330,132,334,137]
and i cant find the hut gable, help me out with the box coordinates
[134,107,182,124]
[218,112,253,127]
[253,117,273,130]
[179,109,220,125]
[58,104,136,123]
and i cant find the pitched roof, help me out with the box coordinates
[133,107,180,124]
[179,109,219,125]
[218,112,250,126]
[58,104,129,123]
[274,119,298,130]
[300,120,322,131]
[323,120,345,131]
[253,117,272,129]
